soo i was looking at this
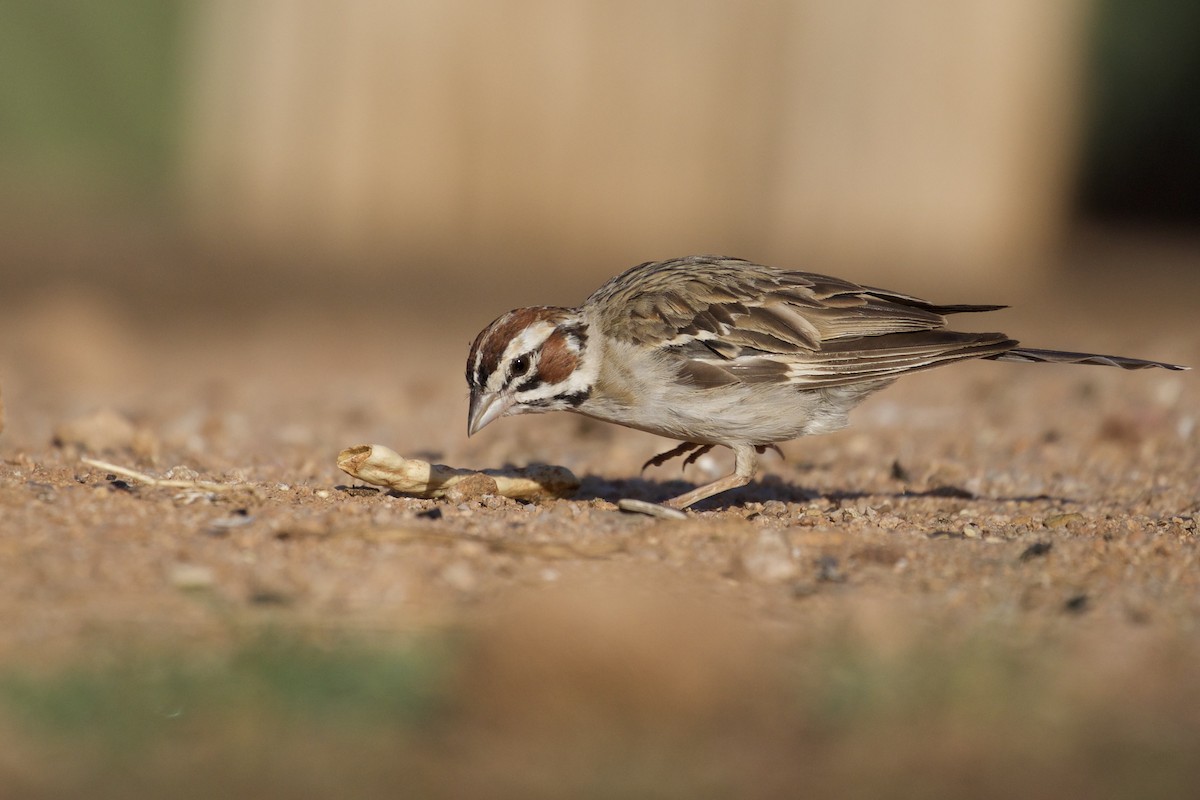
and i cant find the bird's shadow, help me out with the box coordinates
[574,473,1073,511]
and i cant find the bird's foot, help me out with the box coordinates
[641,442,713,474]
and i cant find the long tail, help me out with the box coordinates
[987,347,1188,371]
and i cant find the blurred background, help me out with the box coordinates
[2,0,1198,312]
[0,0,1194,543]
[1,9,1198,791]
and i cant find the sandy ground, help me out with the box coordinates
[0,239,1197,796]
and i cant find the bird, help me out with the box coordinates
[465,255,1187,509]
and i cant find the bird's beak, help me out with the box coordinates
[467,390,512,436]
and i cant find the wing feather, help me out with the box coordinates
[587,256,1018,390]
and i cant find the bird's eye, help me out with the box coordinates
[510,355,530,377]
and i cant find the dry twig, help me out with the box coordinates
[80,457,244,493]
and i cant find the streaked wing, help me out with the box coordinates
[588,255,1014,390]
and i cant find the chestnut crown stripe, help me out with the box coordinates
[468,306,574,388]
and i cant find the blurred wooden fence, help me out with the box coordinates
[180,0,1089,291]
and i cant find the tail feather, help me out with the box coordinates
[988,347,1188,371]
[931,303,1008,315]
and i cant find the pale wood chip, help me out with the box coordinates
[336,444,578,500]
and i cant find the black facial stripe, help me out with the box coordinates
[515,388,589,409]
[562,388,591,407]
[518,373,546,392]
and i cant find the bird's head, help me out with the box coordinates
[465,306,593,435]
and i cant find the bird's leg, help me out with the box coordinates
[665,444,757,509]
[641,442,707,474]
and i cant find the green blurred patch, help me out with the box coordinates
[1082,0,1200,221]
[0,625,1196,799]
[0,631,453,744]
[0,0,186,193]
[809,635,1035,729]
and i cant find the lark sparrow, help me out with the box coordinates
[466,256,1186,509]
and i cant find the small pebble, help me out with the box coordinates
[212,512,254,527]
[760,500,789,518]
[249,589,291,606]
[444,473,500,501]
[734,531,798,583]
[815,555,845,583]
[454,540,489,558]
[273,519,330,540]
[165,466,201,482]
[440,561,478,593]
[1064,593,1089,614]
[170,563,215,590]
[1019,541,1053,562]
[792,581,819,598]
[53,408,137,452]
[928,529,963,539]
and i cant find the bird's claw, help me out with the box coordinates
[641,442,710,474]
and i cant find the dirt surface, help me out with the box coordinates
[0,244,1198,796]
